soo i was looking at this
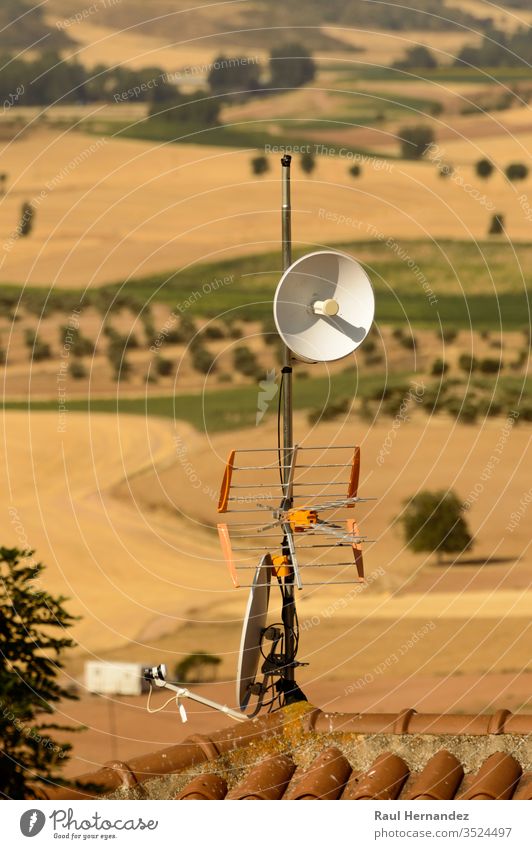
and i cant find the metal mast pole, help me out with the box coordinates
[280,155,297,692]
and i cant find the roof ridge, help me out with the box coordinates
[32,704,532,800]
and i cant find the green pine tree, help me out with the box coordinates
[0,547,79,798]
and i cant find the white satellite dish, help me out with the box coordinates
[273,250,375,362]
[236,554,272,712]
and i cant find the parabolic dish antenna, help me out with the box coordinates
[273,250,375,362]
[236,554,272,712]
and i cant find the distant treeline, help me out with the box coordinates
[0,52,178,106]
[0,43,316,129]
[392,25,532,71]
[257,0,486,31]
[456,26,532,68]
[0,0,70,50]
[496,0,530,7]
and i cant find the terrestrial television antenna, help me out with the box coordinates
[145,156,376,722]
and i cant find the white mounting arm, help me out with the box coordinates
[152,677,246,723]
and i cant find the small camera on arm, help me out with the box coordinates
[143,663,167,683]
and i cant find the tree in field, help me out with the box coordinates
[393,45,437,70]
[251,155,269,176]
[300,151,316,175]
[349,164,361,178]
[207,55,261,94]
[458,353,478,373]
[505,162,528,181]
[269,43,316,90]
[0,547,79,798]
[400,490,472,564]
[174,652,221,684]
[399,125,435,160]
[19,202,34,237]
[475,158,494,179]
[488,213,504,235]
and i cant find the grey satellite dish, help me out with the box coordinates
[236,553,272,712]
[273,249,375,362]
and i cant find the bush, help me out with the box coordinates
[269,42,316,89]
[229,324,243,339]
[479,357,502,374]
[520,404,532,422]
[392,327,403,340]
[202,324,225,340]
[110,356,131,381]
[393,45,437,70]
[68,359,86,379]
[24,330,51,361]
[233,345,259,377]
[142,318,157,347]
[208,54,261,94]
[300,151,316,174]
[349,164,362,178]
[174,652,221,684]
[438,162,454,178]
[441,327,458,343]
[106,330,139,359]
[475,158,494,179]
[19,201,34,237]
[399,125,435,160]
[155,356,173,376]
[59,325,94,357]
[191,346,216,374]
[400,490,473,563]
[488,213,505,235]
[251,155,269,176]
[399,334,416,350]
[505,162,528,181]
[458,353,478,373]
[164,328,184,345]
[446,397,479,424]
[179,316,196,342]
[476,397,502,417]
[431,358,448,376]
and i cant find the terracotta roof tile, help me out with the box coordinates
[513,773,532,800]
[227,755,296,800]
[177,774,228,800]
[405,751,464,801]
[342,753,409,800]
[286,747,352,800]
[460,753,522,800]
